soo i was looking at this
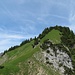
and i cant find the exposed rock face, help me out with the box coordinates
[0,54,8,65]
[0,53,3,57]
[39,40,73,75]
[43,47,73,74]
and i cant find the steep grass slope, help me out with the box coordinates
[41,29,61,44]
[0,29,61,75]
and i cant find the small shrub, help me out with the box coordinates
[46,50,50,53]
[59,63,63,67]
[46,57,49,60]
[0,66,4,69]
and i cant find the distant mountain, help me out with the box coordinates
[0,25,75,75]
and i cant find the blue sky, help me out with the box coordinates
[0,0,75,52]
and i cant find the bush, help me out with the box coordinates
[46,50,50,53]
[0,66,4,69]
[20,39,30,46]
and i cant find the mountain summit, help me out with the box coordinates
[0,26,75,75]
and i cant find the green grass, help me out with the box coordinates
[0,29,62,75]
[0,41,40,75]
[41,29,61,44]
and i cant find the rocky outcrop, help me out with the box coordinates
[43,47,73,74]
[40,40,73,75]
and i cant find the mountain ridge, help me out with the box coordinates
[0,25,75,75]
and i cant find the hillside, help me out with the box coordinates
[0,26,75,75]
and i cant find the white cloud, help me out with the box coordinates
[0,39,20,52]
[0,33,28,39]
[0,39,10,45]
[0,33,37,52]
[0,0,75,52]
[68,6,75,33]
[4,34,25,39]
[38,14,68,20]
[68,25,75,32]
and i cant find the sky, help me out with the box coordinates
[0,0,75,52]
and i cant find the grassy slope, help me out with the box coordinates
[0,29,61,75]
[41,29,61,44]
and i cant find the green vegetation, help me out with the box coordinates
[0,25,75,75]
[41,29,61,44]
[0,66,4,69]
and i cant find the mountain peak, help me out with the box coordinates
[0,26,75,75]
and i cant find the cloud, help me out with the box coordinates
[0,1,17,24]
[0,39,20,52]
[0,0,75,52]
[0,33,36,39]
[0,33,37,52]
[69,11,75,22]
[2,34,25,39]
[68,3,75,33]
[37,14,68,21]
